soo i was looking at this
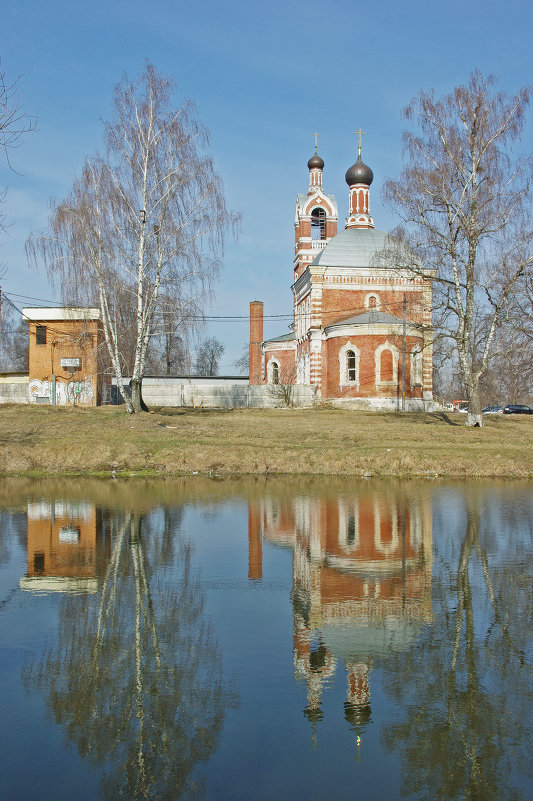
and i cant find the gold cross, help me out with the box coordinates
[355,128,365,156]
[313,131,319,152]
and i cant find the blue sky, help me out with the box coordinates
[1,0,532,370]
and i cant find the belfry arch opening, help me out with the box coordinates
[311,208,327,240]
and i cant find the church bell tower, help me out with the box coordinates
[293,136,338,282]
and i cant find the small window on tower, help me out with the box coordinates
[36,325,47,345]
[272,362,279,384]
[311,208,326,240]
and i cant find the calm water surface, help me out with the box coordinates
[0,477,532,801]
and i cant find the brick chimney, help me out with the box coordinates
[249,301,264,385]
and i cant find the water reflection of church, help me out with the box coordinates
[20,500,109,593]
[248,487,432,744]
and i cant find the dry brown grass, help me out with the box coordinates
[0,403,531,478]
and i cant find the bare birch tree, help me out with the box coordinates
[0,62,36,233]
[24,507,232,800]
[27,63,238,413]
[381,71,533,426]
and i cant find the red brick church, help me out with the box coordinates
[249,136,434,410]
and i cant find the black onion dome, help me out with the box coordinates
[345,155,373,186]
[308,151,325,170]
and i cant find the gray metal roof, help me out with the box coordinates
[311,226,390,268]
[263,332,296,345]
[325,309,402,330]
[321,618,426,661]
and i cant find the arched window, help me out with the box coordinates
[267,358,281,384]
[338,499,359,551]
[339,343,360,387]
[380,349,393,382]
[365,293,380,310]
[375,342,398,386]
[311,208,326,240]
[347,514,356,545]
[411,346,423,386]
[347,350,357,382]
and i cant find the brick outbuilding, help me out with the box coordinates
[22,307,107,406]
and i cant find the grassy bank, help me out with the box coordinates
[0,403,531,478]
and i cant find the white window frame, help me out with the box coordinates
[364,293,381,310]
[267,357,281,384]
[375,341,398,386]
[338,342,360,388]
[410,345,423,387]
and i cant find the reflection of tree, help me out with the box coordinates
[381,491,533,800]
[0,510,26,565]
[23,508,233,801]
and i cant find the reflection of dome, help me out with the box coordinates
[304,704,324,723]
[321,618,426,661]
[309,643,328,671]
[345,155,373,186]
[344,701,372,730]
[308,152,325,170]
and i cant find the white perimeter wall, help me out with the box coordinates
[134,378,317,409]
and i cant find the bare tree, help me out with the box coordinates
[0,61,36,258]
[507,272,533,342]
[146,292,201,375]
[0,64,36,163]
[23,508,233,801]
[267,364,297,408]
[381,71,533,426]
[233,344,249,375]
[27,63,239,413]
[193,335,224,376]
[480,327,533,405]
[381,488,533,799]
[0,294,28,371]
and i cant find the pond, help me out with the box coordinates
[0,477,532,801]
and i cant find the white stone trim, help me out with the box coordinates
[267,357,281,384]
[325,322,421,339]
[302,193,336,217]
[374,500,399,556]
[23,307,100,321]
[263,340,296,353]
[364,292,381,310]
[339,341,360,388]
[410,345,423,387]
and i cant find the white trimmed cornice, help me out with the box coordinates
[23,307,100,321]
[324,322,423,339]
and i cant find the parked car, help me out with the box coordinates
[502,404,533,415]
[482,405,504,414]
